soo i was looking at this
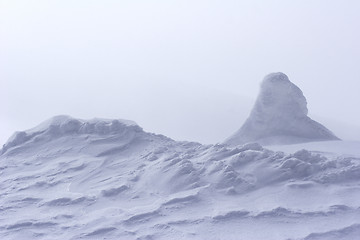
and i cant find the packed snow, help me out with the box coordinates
[224,72,339,146]
[1,115,360,240]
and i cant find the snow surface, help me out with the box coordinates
[1,115,360,240]
[225,72,339,146]
[268,140,360,158]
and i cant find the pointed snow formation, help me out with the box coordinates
[224,72,340,146]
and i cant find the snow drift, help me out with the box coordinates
[1,115,359,240]
[225,72,339,146]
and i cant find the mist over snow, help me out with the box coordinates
[1,0,360,145]
[1,1,360,239]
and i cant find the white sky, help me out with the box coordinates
[1,0,360,145]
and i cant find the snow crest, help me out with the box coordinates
[1,115,141,155]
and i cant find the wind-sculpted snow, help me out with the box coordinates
[1,115,141,155]
[0,116,360,240]
[225,72,339,146]
[302,224,360,240]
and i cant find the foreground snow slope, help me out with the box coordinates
[1,116,360,240]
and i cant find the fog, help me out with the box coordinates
[1,0,360,145]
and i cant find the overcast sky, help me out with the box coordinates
[1,0,360,145]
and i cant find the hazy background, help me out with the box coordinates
[1,0,360,145]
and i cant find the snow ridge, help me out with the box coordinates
[1,115,141,155]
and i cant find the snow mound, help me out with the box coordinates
[224,72,339,146]
[1,115,142,155]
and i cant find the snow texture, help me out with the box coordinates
[1,115,359,240]
[224,72,340,146]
